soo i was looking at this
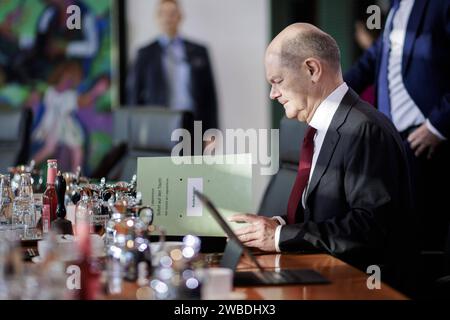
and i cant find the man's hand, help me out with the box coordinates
[228,214,279,252]
[408,123,442,159]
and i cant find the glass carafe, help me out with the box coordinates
[12,174,35,231]
[75,188,108,236]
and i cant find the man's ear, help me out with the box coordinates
[304,58,322,83]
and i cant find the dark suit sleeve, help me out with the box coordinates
[200,47,218,130]
[279,122,403,258]
[344,37,381,94]
[428,93,450,138]
[427,3,450,138]
[126,49,145,105]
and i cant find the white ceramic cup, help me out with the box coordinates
[37,239,53,260]
[199,267,233,300]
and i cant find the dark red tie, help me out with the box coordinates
[287,126,317,224]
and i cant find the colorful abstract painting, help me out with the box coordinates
[0,0,115,175]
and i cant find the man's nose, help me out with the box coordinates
[269,86,280,100]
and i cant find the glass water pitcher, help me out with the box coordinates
[12,173,36,229]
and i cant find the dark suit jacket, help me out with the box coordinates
[279,89,417,291]
[127,39,218,130]
[345,0,450,137]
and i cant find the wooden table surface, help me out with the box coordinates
[106,253,407,300]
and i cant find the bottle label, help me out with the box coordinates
[42,204,51,234]
[91,214,110,226]
[47,167,57,184]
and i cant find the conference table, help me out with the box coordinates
[105,253,407,300]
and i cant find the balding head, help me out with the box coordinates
[267,23,341,75]
[265,23,344,123]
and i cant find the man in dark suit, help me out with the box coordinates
[127,0,218,130]
[345,0,450,250]
[229,23,416,293]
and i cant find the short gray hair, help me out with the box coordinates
[280,30,341,72]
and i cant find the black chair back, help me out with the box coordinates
[258,117,307,216]
[0,109,31,172]
[102,107,193,181]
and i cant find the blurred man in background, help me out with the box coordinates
[127,0,218,131]
[345,0,450,251]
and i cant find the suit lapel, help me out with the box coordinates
[402,0,428,73]
[306,89,359,200]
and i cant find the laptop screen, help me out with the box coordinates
[194,190,264,272]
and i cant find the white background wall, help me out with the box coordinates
[126,0,271,210]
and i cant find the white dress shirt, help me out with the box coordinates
[159,36,194,112]
[273,82,349,252]
[387,0,445,139]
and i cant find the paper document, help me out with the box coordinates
[137,154,252,236]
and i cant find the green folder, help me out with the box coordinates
[137,154,252,237]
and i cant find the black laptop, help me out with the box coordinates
[194,191,330,286]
